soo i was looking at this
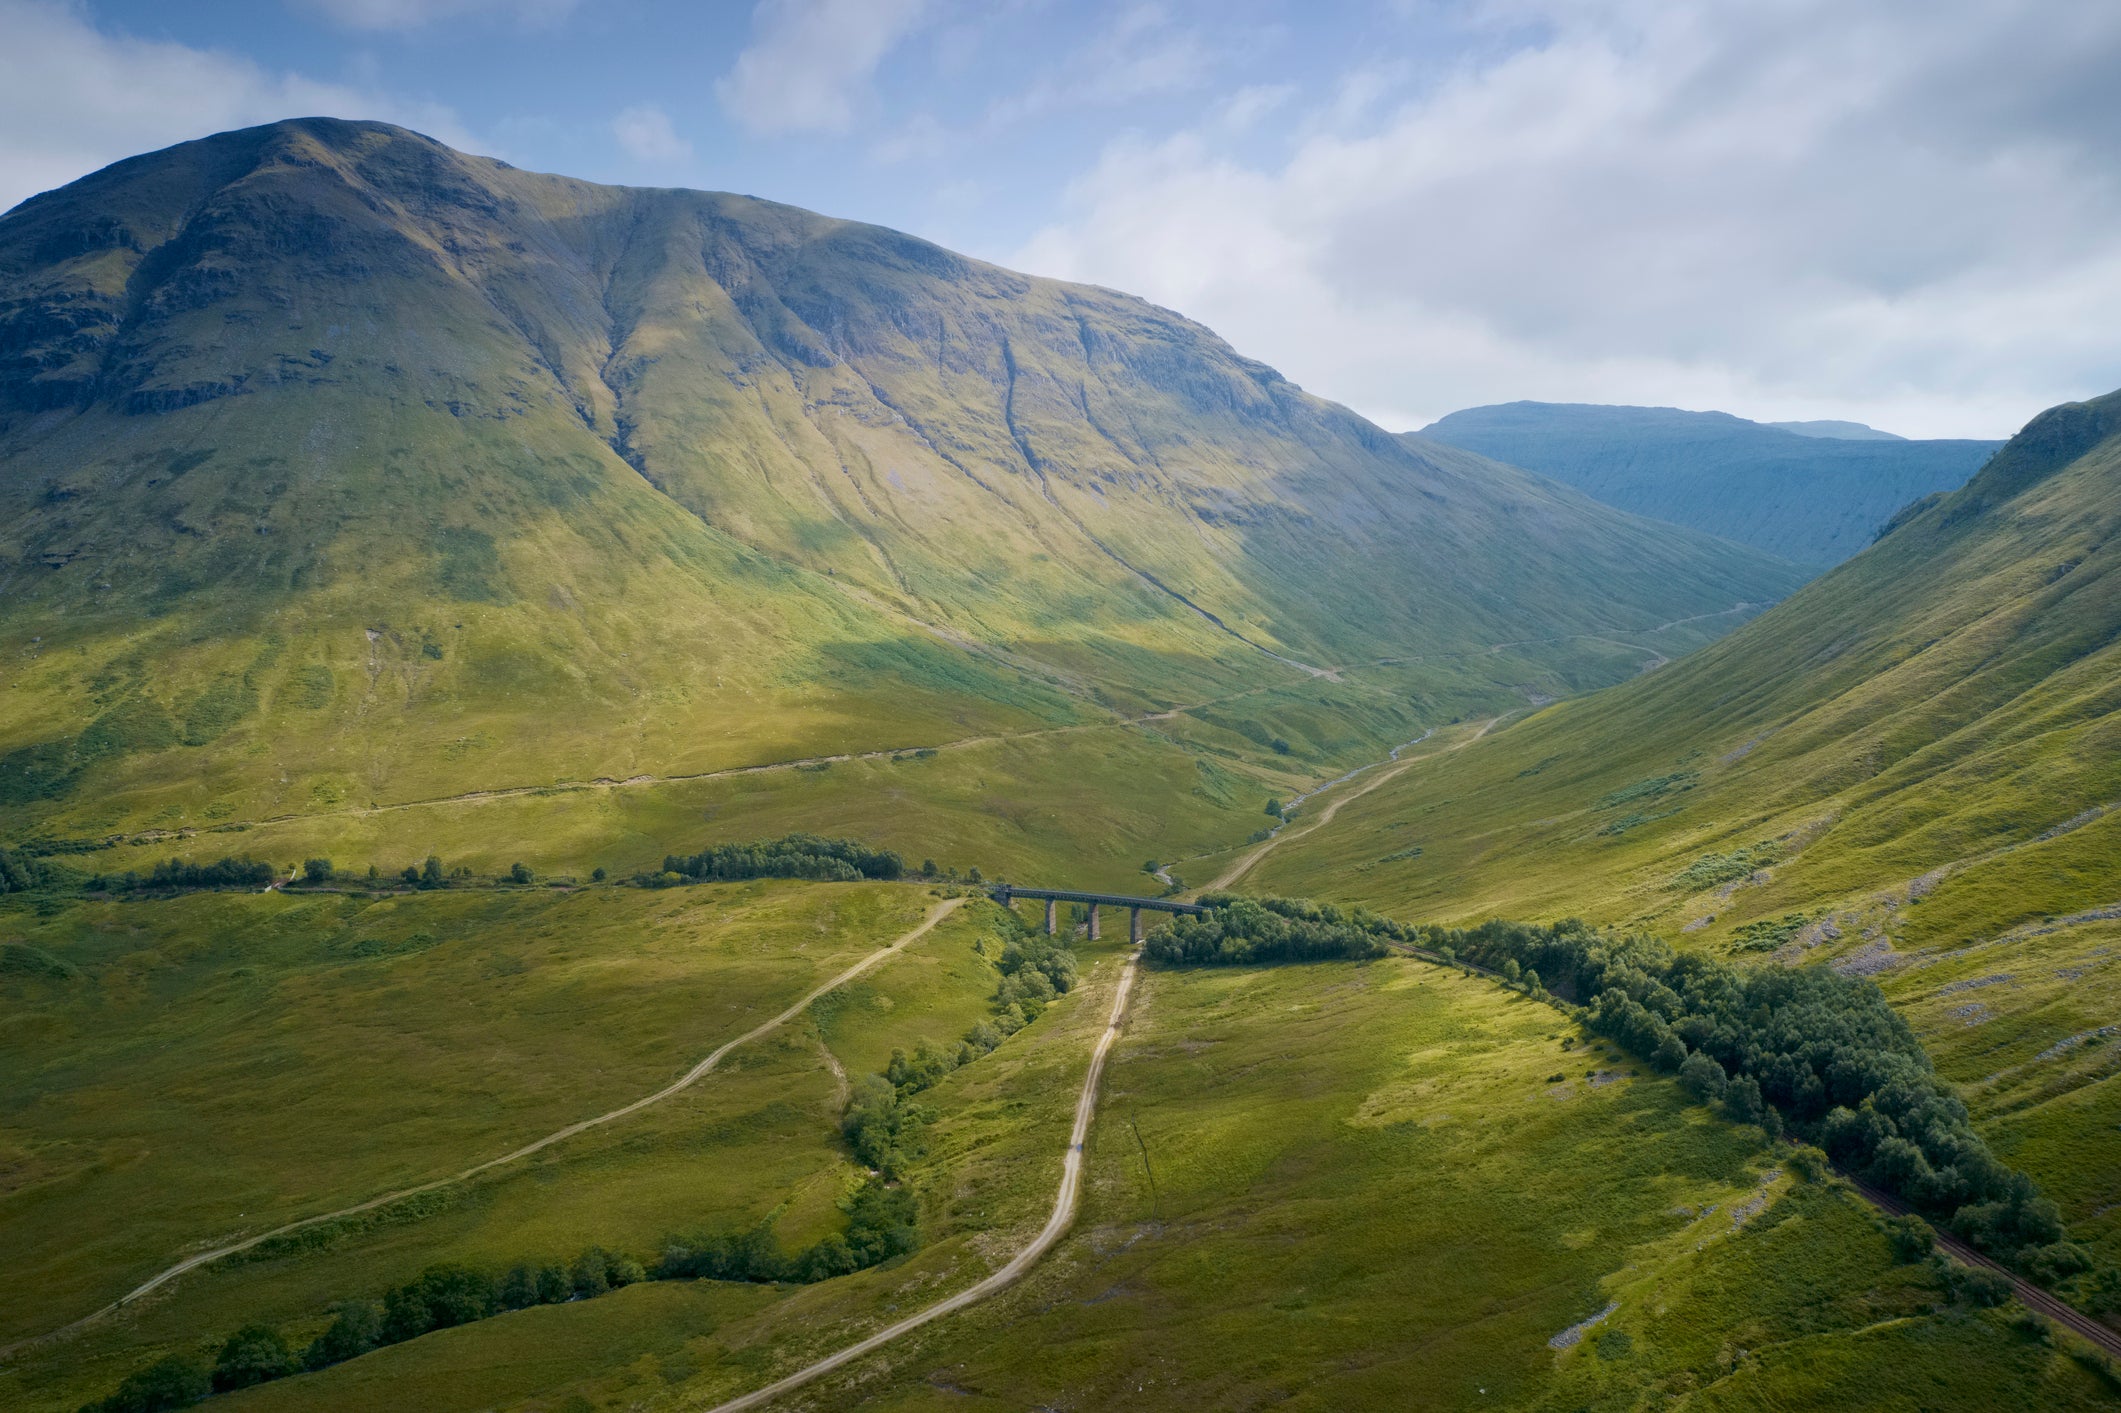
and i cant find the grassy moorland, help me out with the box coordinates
[0,879,1013,1399]
[28,633,1752,899]
[111,949,2111,1413]
[8,116,2102,1413]
[0,881,893,1327]
[1254,389,2121,1275]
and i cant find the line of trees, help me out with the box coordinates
[844,921,1080,1175]
[645,833,906,886]
[1142,894,1393,967]
[79,1244,645,1412]
[83,856,275,893]
[79,1177,922,1413]
[1137,891,2115,1314]
[1423,916,2107,1297]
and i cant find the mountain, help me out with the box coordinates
[0,119,1803,861]
[1258,386,2121,1270]
[1419,401,2002,564]
[1769,418,1905,440]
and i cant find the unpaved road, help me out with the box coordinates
[1198,716,1502,895]
[107,682,1307,848]
[702,943,1143,1412]
[698,718,1486,1409]
[3,897,964,1359]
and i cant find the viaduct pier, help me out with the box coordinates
[990,884,1206,942]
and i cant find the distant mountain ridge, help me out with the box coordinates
[0,119,1803,842]
[1768,418,1903,440]
[1419,400,2003,564]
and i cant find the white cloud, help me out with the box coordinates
[292,0,578,31]
[611,104,693,165]
[0,0,479,215]
[717,0,931,137]
[986,2,1216,125]
[871,5,1226,169]
[1013,0,2121,439]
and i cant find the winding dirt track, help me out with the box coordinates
[695,721,1473,1410]
[3,897,964,1360]
[702,945,1143,1413]
[1198,715,1502,895]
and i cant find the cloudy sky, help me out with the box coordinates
[7,0,2119,438]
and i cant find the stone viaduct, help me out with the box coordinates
[989,884,1206,943]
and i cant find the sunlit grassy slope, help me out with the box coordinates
[0,882,963,1342]
[0,879,1028,1407]
[108,952,2113,1413]
[0,118,1801,866]
[1258,386,2121,1267]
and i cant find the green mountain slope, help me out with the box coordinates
[1420,401,2002,564]
[0,119,1802,860]
[1258,386,2121,1270]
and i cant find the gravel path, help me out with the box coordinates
[3,897,965,1359]
[702,944,1143,1412]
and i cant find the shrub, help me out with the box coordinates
[571,1247,611,1297]
[0,847,50,893]
[303,1299,383,1369]
[1670,843,1779,891]
[85,1354,210,1411]
[1947,1264,2014,1308]
[1787,1144,1831,1182]
[381,1263,493,1342]
[2017,1241,2094,1285]
[842,1074,928,1176]
[302,857,334,883]
[2072,1265,2121,1316]
[535,1264,571,1304]
[1678,1051,1729,1102]
[497,1264,540,1311]
[213,1323,294,1391]
[509,862,532,885]
[1882,1214,1935,1263]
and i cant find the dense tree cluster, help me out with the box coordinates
[1431,917,2090,1278]
[0,846,50,893]
[647,833,905,886]
[842,1073,932,1176]
[84,856,275,893]
[1143,894,1393,967]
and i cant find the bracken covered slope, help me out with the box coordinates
[0,119,1801,847]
